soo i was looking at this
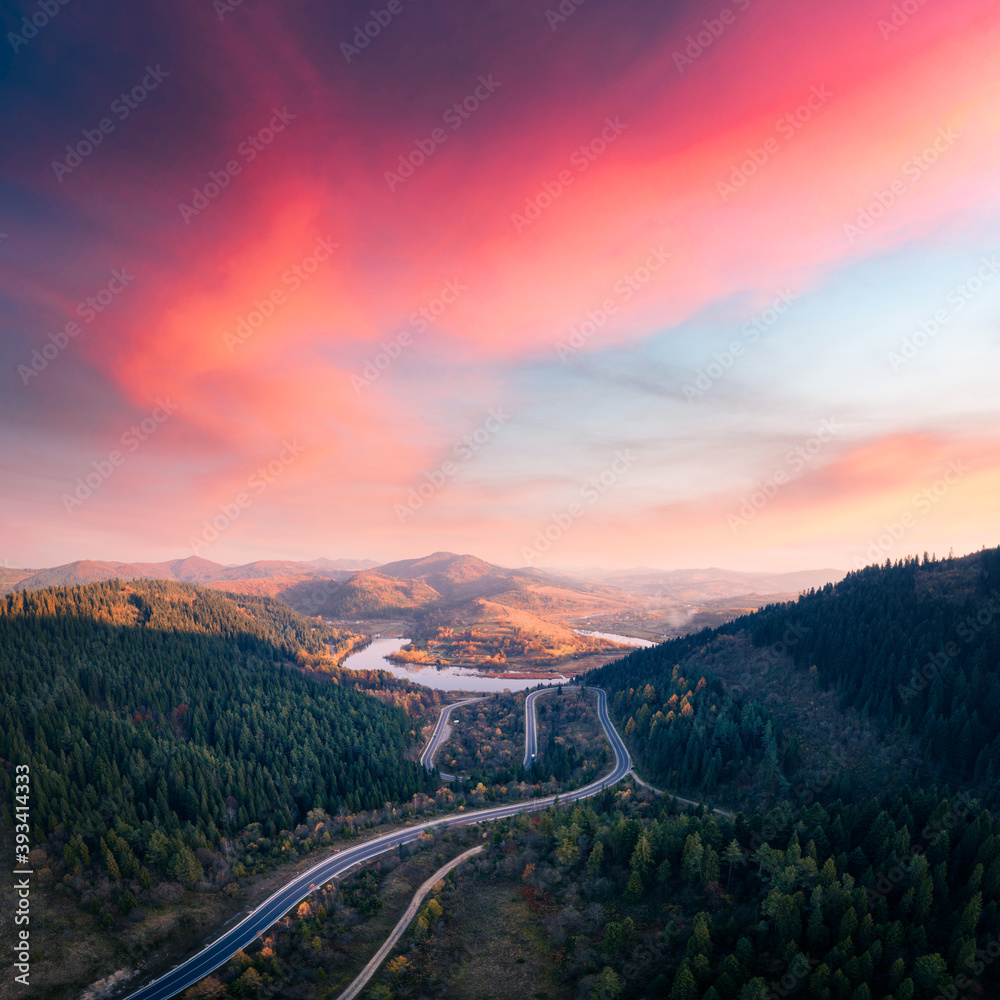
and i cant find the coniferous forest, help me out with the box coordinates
[587,548,1000,809]
[0,580,434,892]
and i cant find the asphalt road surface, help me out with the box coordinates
[121,686,630,1000]
[523,684,580,768]
[419,696,486,779]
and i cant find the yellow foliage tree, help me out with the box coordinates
[183,976,225,999]
[387,955,410,976]
[236,968,262,995]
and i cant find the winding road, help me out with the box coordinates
[419,696,486,780]
[121,686,631,1000]
[629,770,735,818]
[523,685,577,768]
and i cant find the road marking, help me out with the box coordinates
[120,686,631,1000]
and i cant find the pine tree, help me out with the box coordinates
[586,841,604,877]
[723,839,745,888]
[100,837,120,880]
[630,834,653,880]
[624,868,643,902]
[669,964,698,1000]
[590,967,624,1000]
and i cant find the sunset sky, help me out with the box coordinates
[2,0,999,572]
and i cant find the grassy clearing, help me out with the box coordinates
[303,834,478,996]
[369,875,569,1000]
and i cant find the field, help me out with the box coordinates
[362,867,569,1000]
[388,599,631,674]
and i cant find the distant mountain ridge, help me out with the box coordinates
[0,555,377,596]
[1,552,846,625]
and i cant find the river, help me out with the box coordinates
[340,637,574,692]
[339,631,656,692]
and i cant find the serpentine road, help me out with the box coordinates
[523,685,577,768]
[419,696,486,779]
[121,687,631,1000]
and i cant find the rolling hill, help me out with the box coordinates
[311,570,443,618]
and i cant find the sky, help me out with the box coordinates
[1,0,999,573]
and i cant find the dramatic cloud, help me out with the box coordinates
[2,0,998,570]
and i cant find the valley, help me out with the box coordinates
[0,551,840,681]
[4,548,1000,1000]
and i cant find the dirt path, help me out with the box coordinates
[336,845,485,1000]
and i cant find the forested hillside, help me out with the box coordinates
[238,780,1000,1000]
[587,548,1000,810]
[742,549,1000,785]
[463,781,1000,1000]
[0,580,433,890]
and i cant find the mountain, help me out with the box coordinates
[0,556,362,597]
[0,566,35,589]
[373,552,633,618]
[375,551,513,601]
[2,553,847,643]
[304,556,380,571]
[586,545,1000,803]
